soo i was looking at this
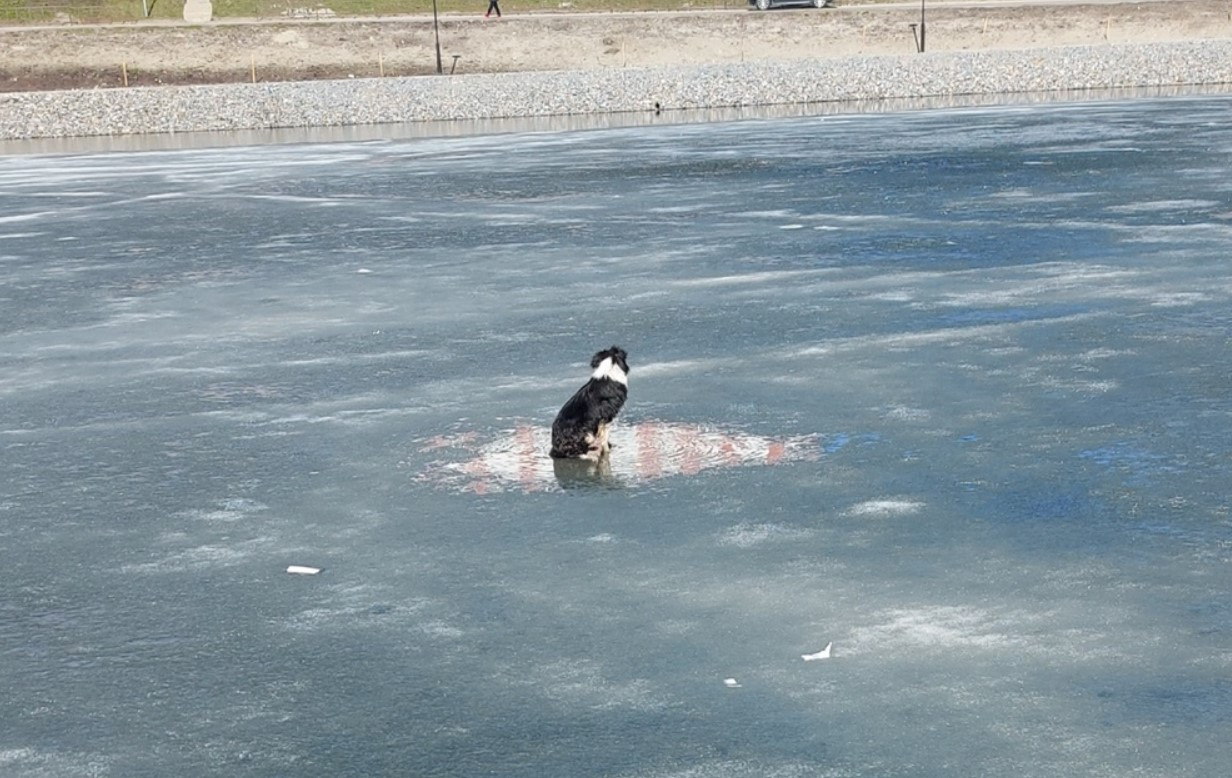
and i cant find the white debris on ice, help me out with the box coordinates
[801,642,833,661]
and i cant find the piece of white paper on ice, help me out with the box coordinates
[801,642,832,661]
[723,678,741,688]
[286,565,321,575]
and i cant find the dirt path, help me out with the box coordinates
[2,1,1230,92]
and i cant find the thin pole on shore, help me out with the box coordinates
[919,0,926,52]
[379,51,385,77]
[121,61,128,87]
[250,54,257,83]
[431,0,443,75]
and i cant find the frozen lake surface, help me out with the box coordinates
[3,96,1232,776]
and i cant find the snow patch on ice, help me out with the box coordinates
[717,522,816,548]
[846,499,924,517]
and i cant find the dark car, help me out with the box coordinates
[749,0,832,9]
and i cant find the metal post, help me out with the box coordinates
[920,0,926,53]
[432,0,444,75]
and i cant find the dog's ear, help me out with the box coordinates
[610,347,629,372]
[590,346,628,369]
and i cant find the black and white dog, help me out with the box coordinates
[550,346,629,461]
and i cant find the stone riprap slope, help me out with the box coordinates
[3,41,1232,140]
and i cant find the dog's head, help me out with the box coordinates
[590,346,629,376]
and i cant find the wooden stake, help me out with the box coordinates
[121,61,128,87]
[379,51,385,77]
[250,54,256,84]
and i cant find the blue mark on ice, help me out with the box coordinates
[1107,680,1232,725]
[822,433,850,454]
[820,432,885,455]
[1079,441,1178,485]
[1002,490,1088,523]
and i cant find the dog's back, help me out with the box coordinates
[550,346,629,460]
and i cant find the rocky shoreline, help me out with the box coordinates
[3,40,1232,142]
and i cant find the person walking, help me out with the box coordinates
[485,0,501,18]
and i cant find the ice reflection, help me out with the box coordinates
[420,421,820,493]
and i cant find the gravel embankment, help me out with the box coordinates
[2,40,1231,141]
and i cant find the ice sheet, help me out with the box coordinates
[3,96,1232,777]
